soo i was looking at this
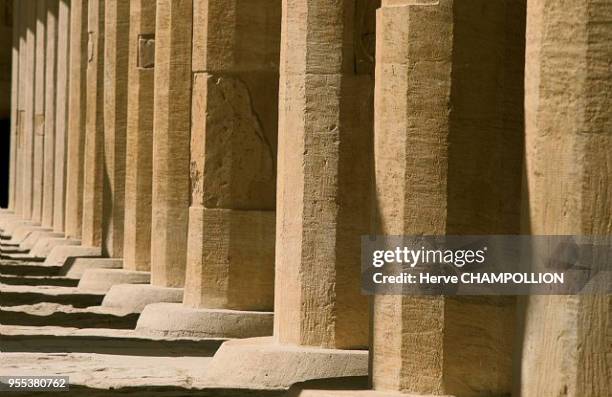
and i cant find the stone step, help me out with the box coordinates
[0,352,283,397]
[0,325,224,357]
[0,274,79,287]
[0,304,139,329]
[0,262,61,276]
[0,253,45,262]
[0,285,105,307]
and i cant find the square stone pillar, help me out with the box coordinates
[81,0,105,247]
[102,0,129,257]
[13,0,28,219]
[20,0,36,220]
[149,0,193,288]
[65,0,89,239]
[123,0,156,271]
[32,0,47,223]
[182,0,280,311]
[52,0,70,233]
[371,1,525,396]
[521,1,611,396]
[9,0,20,212]
[42,0,59,228]
[199,0,374,389]
[135,0,281,340]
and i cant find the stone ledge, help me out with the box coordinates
[78,267,150,292]
[102,284,183,313]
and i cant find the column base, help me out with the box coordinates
[78,268,150,292]
[9,226,53,244]
[30,237,81,258]
[20,231,65,250]
[61,258,123,279]
[135,302,273,338]
[291,391,455,397]
[199,337,368,390]
[102,284,183,313]
[42,245,102,266]
[1,220,39,236]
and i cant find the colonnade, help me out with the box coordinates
[1,1,609,396]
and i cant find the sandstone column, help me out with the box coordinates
[52,0,70,233]
[136,0,281,338]
[42,0,59,228]
[100,0,191,309]
[521,1,611,396]
[149,0,192,288]
[13,0,28,220]
[31,0,47,224]
[20,0,36,221]
[368,1,525,396]
[81,0,105,247]
[201,0,374,388]
[101,0,129,257]
[122,0,156,271]
[64,0,89,239]
[8,0,20,212]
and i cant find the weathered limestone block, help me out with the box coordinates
[521,1,612,396]
[9,0,20,211]
[32,0,47,223]
[42,0,59,228]
[52,0,70,233]
[371,1,525,396]
[101,0,129,257]
[14,1,28,218]
[20,0,36,220]
[183,0,280,313]
[81,0,105,247]
[123,0,156,272]
[65,0,89,239]
[150,0,192,288]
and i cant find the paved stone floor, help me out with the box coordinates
[0,257,288,396]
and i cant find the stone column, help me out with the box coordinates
[100,0,191,310]
[52,0,70,233]
[122,0,156,271]
[100,0,129,257]
[521,1,611,396]
[81,0,105,247]
[64,0,89,239]
[31,0,47,224]
[13,0,28,220]
[201,0,374,389]
[366,1,525,396]
[149,0,192,288]
[20,0,36,221]
[42,0,59,228]
[8,0,20,212]
[136,0,281,338]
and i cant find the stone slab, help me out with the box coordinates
[78,268,150,292]
[198,337,369,390]
[41,244,102,267]
[20,231,65,250]
[136,302,273,339]
[0,274,79,287]
[29,237,81,258]
[9,225,53,244]
[60,257,123,279]
[0,284,105,308]
[102,284,183,313]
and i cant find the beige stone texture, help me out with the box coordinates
[29,236,80,258]
[9,0,19,211]
[52,0,70,233]
[42,0,59,228]
[31,0,47,224]
[13,1,27,217]
[20,0,36,220]
[64,0,88,239]
[101,0,129,257]
[122,0,156,272]
[273,0,373,350]
[150,0,192,288]
[102,284,183,313]
[78,267,150,292]
[521,1,612,396]
[183,0,280,313]
[0,0,12,120]
[371,1,525,396]
[81,0,105,248]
